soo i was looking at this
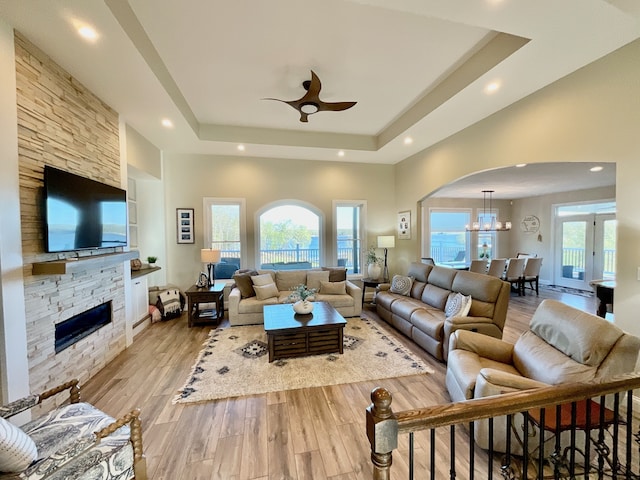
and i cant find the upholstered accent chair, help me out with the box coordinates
[522,257,543,295]
[469,259,488,274]
[502,257,526,295]
[0,380,146,480]
[446,299,640,453]
[486,258,507,278]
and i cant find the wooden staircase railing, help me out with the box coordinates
[367,373,640,479]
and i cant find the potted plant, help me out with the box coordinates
[147,256,158,265]
[366,246,382,280]
[288,284,317,314]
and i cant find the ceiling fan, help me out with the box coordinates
[264,70,357,122]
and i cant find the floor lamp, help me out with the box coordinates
[200,249,221,287]
[377,235,395,282]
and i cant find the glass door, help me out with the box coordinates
[555,212,616,288]
[594,214,616,281]
[555,215,593,290]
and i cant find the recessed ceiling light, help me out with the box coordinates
[161,118,173,128]
[403,137,413,145]
[77,25,98,42]
[337,150,345,157]
[484,81,501,94]
[516,164,527,167]
[590,166,603,172]
[237,144,245,151]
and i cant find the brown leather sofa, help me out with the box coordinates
[446,299,640,453]
[375,262,510,362]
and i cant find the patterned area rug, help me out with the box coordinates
[544,285,594,297]
[174,315,433,403]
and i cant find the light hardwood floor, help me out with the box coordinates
[81,287,598,480]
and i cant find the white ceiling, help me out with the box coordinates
[0,0,636,196]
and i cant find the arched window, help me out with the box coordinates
[258,202,322,269]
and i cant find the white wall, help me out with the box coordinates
[0,20,30,403]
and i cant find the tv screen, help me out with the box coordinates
[44,166,127,253]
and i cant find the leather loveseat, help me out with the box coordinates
[375,262,510,362]
[446,299,640,452]
[228,268,362,326]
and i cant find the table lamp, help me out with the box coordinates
[200,249,221,287]
[377,235,395,282]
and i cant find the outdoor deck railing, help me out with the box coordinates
[367,373,640,479]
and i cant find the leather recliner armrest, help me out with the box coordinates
[449,330,514,364]
[476,367,549,397]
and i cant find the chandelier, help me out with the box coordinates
[465,190,512,232]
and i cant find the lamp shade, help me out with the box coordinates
[200,249,221,263]
[377,235,395,249]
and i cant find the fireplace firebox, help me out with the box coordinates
[55,301,112,353]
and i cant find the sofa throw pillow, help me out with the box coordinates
[445,292,472,319]
[0,416,37,472]
[319,280,346,295]
[254,283,279,300]
[306,270,330,291]
[251,273,274,286]
[233,271,258,298]
[321,267,347,282]
[389,275,413,296]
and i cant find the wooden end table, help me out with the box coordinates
[362,278,383,307]
[263,302,347,363]
[185,283,225,328]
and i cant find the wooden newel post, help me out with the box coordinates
[366,387,398,480]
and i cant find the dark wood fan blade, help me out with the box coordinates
[306,71,322,97]
[319,101,357,112]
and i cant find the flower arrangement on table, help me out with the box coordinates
[366,246,382,265]
[288,284,317,314]
[288,284,317,303]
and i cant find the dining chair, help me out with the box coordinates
[421,257,435,266]
[487,258,507,278]
[502,257,527,295]
[516,252,537,259]
[522,257,543,295]
[469,259,488,274]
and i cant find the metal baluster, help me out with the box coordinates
[538,408,545,479]
[585,398,592,479]
[551,404,563,480]
[430,429,436,480]
[570,401,577,475]
[523,411,530,480]
[470,421,475,480]
[597,395,607,480]
[613,393,620,478]
[625,389,633,478]
[409,432,414,480]
[450,425,456,479]
[501,415,515,479]
[488,418,494,480]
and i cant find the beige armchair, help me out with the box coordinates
[0,380,146,479]
[446,299,640,452]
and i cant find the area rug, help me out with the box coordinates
[544,285,594,297]
[174,315,433,403]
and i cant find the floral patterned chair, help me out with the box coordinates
[0,380,146,480]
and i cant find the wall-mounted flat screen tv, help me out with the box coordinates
[44,165,127,253]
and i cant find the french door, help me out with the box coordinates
[555,213,616,289]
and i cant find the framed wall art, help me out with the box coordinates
[398,211,411,239]
[176,208,195,244]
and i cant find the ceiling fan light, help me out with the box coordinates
[300,103,319,114]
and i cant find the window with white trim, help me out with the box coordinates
[203,198,246,267]
[334,201,367,274]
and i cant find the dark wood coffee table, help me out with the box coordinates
[263,302,347,363]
